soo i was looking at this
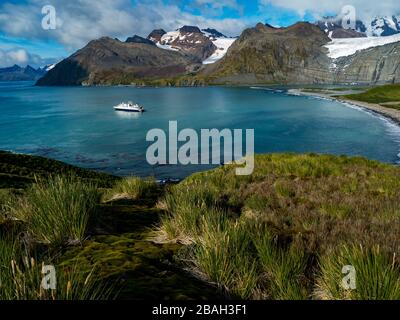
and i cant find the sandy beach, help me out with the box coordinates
[288,89,400,126]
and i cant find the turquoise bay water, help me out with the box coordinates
[0,81,399,179]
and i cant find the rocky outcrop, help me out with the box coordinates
[126,35,155,46]
[147,29,166,43]
[36,37,199,86]
[201,28,227,38]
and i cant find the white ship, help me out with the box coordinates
[114,102,145,112]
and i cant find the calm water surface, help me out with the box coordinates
[1,82,399,179]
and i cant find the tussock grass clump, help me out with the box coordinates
[189,216,258,299]
[161,154,400,300]
[0,189,11,222]
[0,235,111,300]
[316,246,400,300]
[103,177,158,202]
[254,227,309,300]
[160,182,219,241]
[9,175,99,246]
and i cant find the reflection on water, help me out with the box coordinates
[115,111,142,119]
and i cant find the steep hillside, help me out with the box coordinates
[204,22,333,85]
[36,37,199,86]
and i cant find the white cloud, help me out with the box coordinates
[259,0,400,21]
[0,0,252,53]
[0,48,57,68]
[6,49,29,64]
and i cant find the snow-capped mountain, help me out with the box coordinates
[38,21,400,86]
[146,26,236,64]
[369,16,400,36]
[316,18,366,38]
[317,15,400,38]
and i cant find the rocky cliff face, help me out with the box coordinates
[333,42,400,84]
[36,37,199,86]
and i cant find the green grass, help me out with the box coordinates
[9,175,100,246]
[344,84,400,109]
[188,217,258,299]
[103,177,159,202]
[3,151,400,300]
[160,153,400,300]
[0,150,117,189]
[253,225,309,300]
[160,181,220,242]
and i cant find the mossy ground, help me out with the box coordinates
[60,199,222,300]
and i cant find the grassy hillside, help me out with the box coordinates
[1,152,400,300]
[344,84,400,110]
[0,151,221,300]
[0,151,117,189]
[160,153,400,299]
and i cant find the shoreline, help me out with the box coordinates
[288,89,400,126]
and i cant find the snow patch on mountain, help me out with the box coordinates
[45,63,56,71]
[325,33,400,59]
[160,31,180,45]
[203,38,236,64]
[155,43,179,52]
[153,27,236,64]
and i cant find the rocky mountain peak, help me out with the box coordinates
[126,35,155,46]
[255,22,268,31]
[147,29,167,43]
[201,28,227,38]
[155,26,218,62]
[179,26,202,34]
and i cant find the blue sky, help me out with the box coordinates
[0,0,399,67]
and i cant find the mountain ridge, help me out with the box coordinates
[36,21,400,86]
[0,64,47,81]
